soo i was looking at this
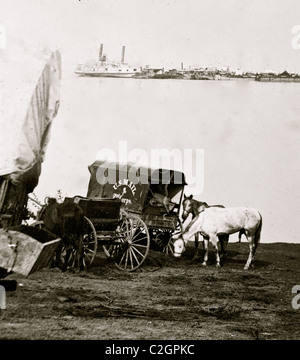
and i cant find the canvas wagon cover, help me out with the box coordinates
[87,160,187,213]
[0,40,61,190]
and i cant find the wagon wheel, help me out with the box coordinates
[58,216,98,269]
[31,217,98,269]
[103,213,150,272]
[155,218,183,255]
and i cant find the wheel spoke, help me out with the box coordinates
[125,249,130,270]
[132,243,148,248]
[131,229,141,240]
[131,245,145,258]
[112,245,121,257]
[84,247,95,254]
[129,248,134,270]
[132,235,148,244]
[166,241,174,255]
[131,228,145,239]
[130,247,140,266]
[118,249,127,268]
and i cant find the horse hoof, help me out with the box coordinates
[216,264,221,268]
[243,266,249,270]
[201,262,207,267]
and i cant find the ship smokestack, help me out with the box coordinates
[99,43,103,61]
[121,46,125,63]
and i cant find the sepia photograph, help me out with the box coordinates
[0,0,299,343]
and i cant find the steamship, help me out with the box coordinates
[75,44,139,78]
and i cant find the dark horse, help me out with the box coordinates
[181,195,244,261]
[40,198,85,271]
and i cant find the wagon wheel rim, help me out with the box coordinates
[106,214,150,272]
[82,216,98,268]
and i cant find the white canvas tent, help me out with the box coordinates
[0,40,61,225]
[0,42,61,186]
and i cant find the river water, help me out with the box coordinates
[35,73,300,243]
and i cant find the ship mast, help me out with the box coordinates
[99,43,103,62]
[121,46,125,64]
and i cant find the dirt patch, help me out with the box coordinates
[1,242,300,340]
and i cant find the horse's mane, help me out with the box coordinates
[182,213,201,235]
[193,199,209,208]
[185,196,223,210]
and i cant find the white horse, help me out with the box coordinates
[173,206,262,270]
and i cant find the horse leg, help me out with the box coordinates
[244,233,255,270]
[246,216,262,269]
[219,234,229,258]
[71,234,84,271]
[52,242,63,269]
[211,235,221,268]
[192,232,199,261]
[78,235,85,271]
[62,245,72,272]
[202,236,209,266]
[244,233,260,270]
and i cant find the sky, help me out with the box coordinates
[1,0,300,244]
[1,0,300,73]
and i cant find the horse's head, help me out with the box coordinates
[173,236,186,257]
[181,194,194,223]
[172,231,188,257]
[174,213,203,257]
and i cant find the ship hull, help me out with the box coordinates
[75,71,136,78]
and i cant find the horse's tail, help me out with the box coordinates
[254,212,263,246]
